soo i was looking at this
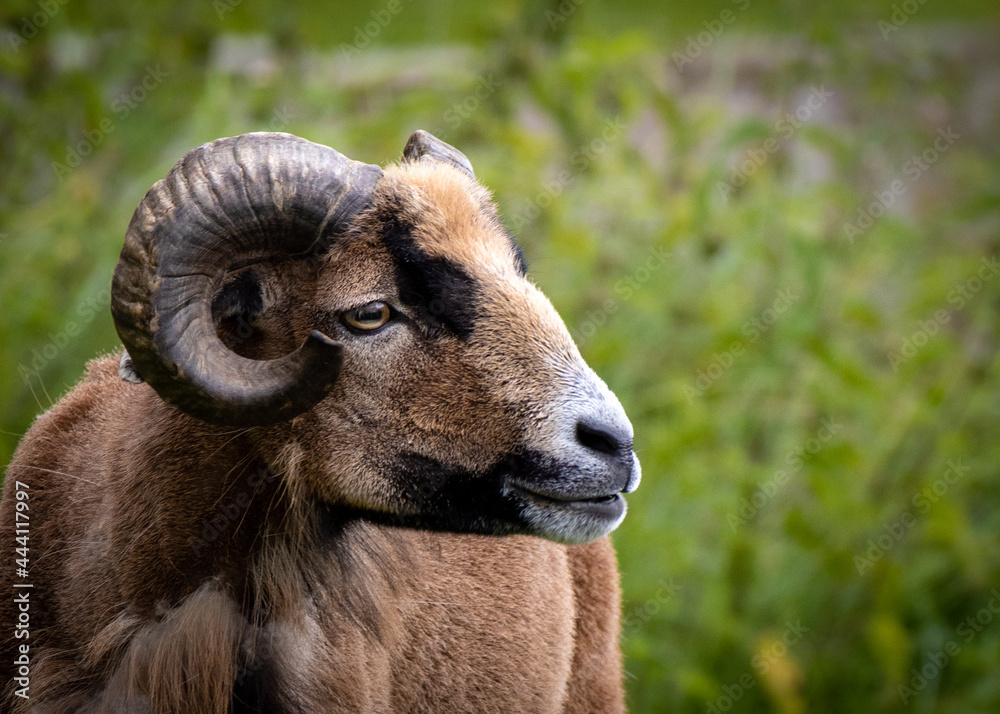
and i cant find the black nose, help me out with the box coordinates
[576,418,631,458]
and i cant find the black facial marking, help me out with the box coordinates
[405,255,480,338]
[338,450,563,538]
[374,197,481,339]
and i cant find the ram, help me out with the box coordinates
[0,131,640,713]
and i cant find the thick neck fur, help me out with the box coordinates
[20,389,407,713]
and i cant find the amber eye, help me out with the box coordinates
[343,301,392,332]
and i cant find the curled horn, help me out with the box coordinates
[111,132,383,426]
[402,130,475,179]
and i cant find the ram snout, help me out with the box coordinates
[501,363,641,544]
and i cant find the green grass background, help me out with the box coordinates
[2,1,1000,711]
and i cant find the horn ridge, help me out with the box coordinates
[111,132,382,426]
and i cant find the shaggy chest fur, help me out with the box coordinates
[234,531,576,713]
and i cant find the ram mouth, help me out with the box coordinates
[508,482,625,516]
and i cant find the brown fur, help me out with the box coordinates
[0,160,629,712]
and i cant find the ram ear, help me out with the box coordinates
[402,130,475,179]
[119,351,143,383]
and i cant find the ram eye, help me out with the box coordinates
[343,301,392,332]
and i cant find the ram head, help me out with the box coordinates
[112,131,640,545]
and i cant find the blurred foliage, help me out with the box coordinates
[2,0,1000,712]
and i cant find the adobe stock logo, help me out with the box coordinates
[685,287,800,401]
[338,0,411,60]
[2,0,69,53]
[843,126,960,244]
[572,245,672,345]
[898,590,1000,704]
[704,620,809,714]
[443,75,501,130]
[671,0,751,72]
[878,0,929,39]
[887,255,998,371]
[854,459,970,575]
[716,87,833,200]
[727,418,842,531]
